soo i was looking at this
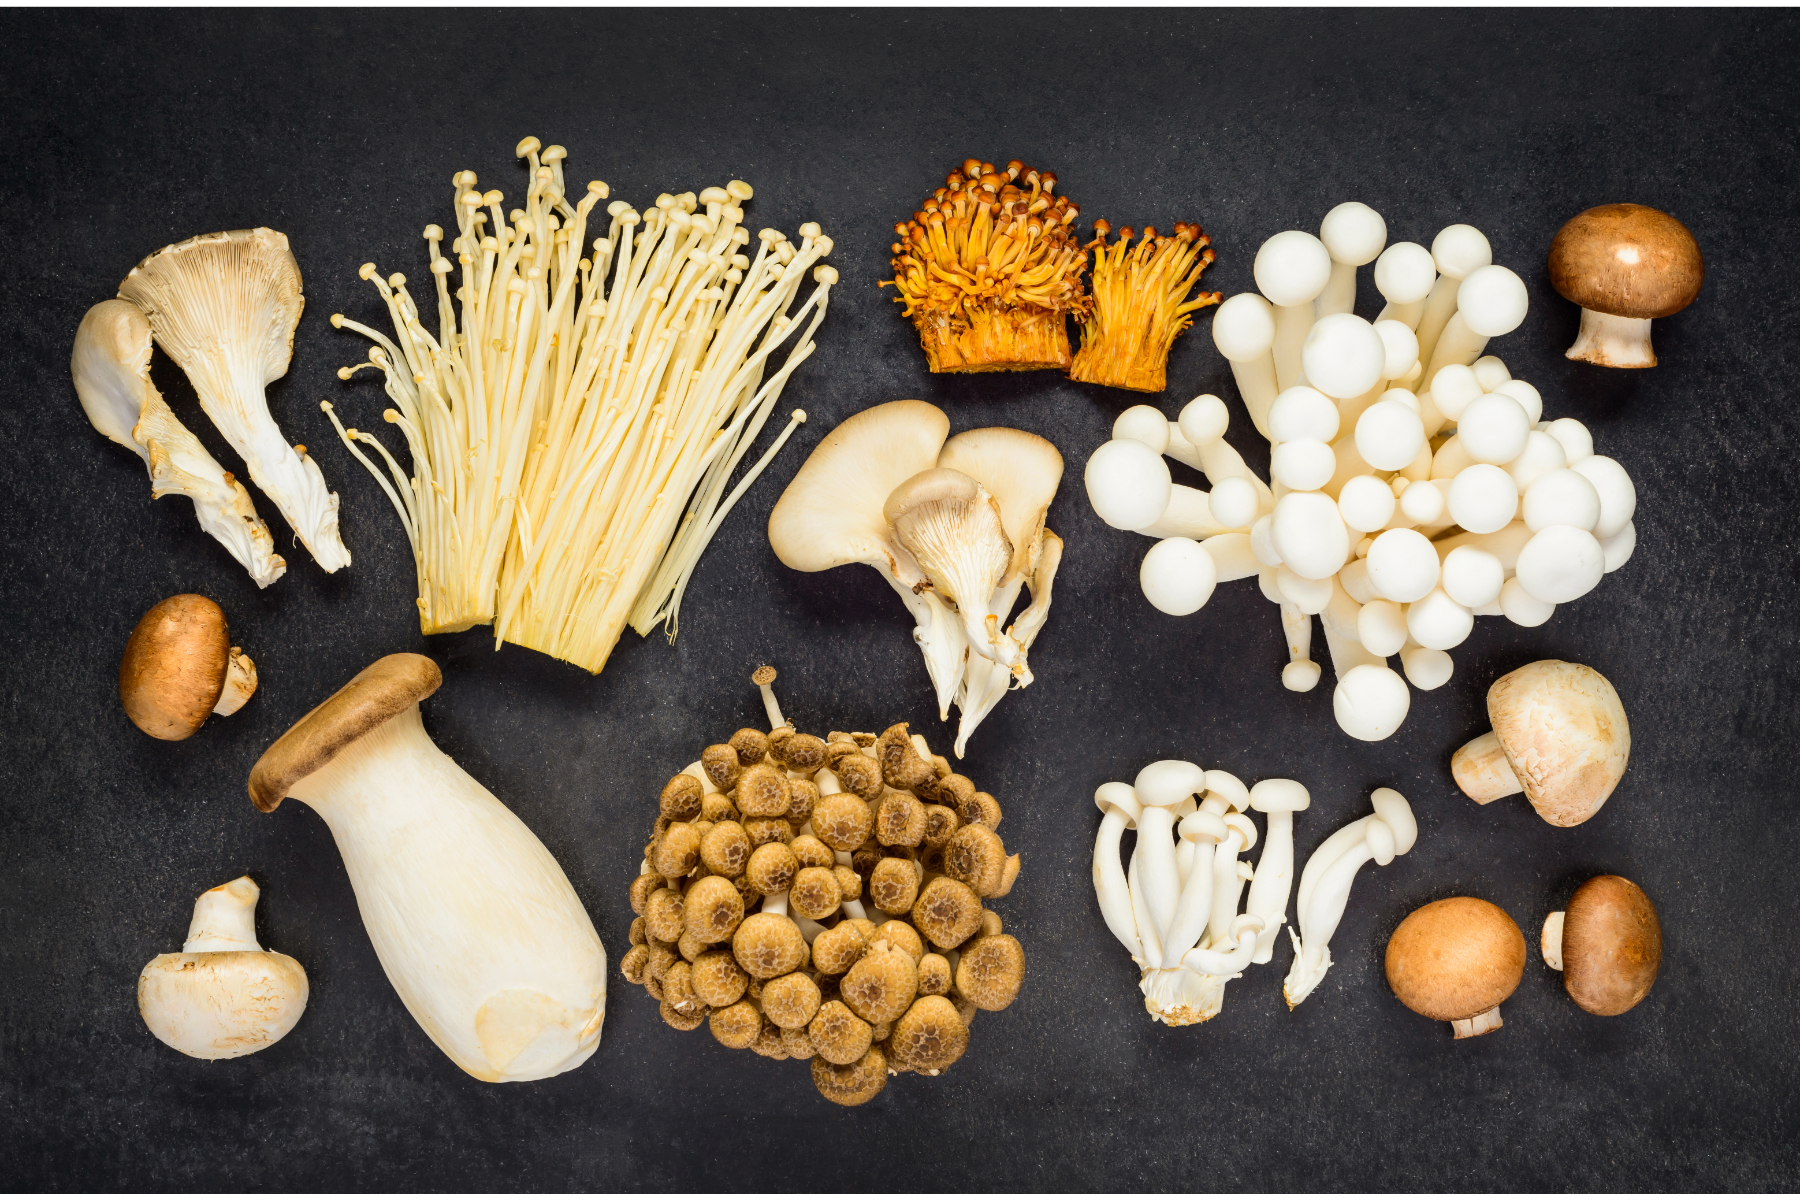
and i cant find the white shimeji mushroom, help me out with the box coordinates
[1421,264,1530,390]
[1213,292,1280,436]
[1317,202,1388,317]
[1092,783,1145,958]
[1253,231,1333,391]
[1284,788,1418,1008]
[1414,225,1492,371]
[1374,241,1438,330]
[1243,779,1311,962]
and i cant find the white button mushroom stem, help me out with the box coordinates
[1244,778,1311,963]
[1284,789,1417,1007]
[1281,602,1321,692]
[1092,783,1145,957]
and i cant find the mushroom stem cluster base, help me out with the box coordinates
[911,307,1072,373]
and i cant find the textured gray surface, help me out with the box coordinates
[2,7,1797,1191]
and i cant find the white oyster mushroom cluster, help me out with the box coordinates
[1093,763,1329,1025]
[1084,205,1639,741]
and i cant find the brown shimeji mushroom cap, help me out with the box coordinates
[732,912,806,979]
[808,999,874,1065]
[842,946,919,1024]
[1386,897,1526,1025]
[1548,204,1703,321]
[912,877,983,950]
[248,653,441,812]
[709,1000,762,1049]
[762,971,823,1029]
[812,1045,889,1106]
[890,994,970,1073]
[120,595,235,740]
[683,876,744,944]
[689,950,748,1009]
[955,933,1025,1011]
[1560,875,1662,1016]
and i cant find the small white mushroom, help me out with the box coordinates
[1141,537,1218,615]
[1269,386,1342,443]
[1373,241,1438,329]
[1354,398,1427,472]
[1373,319,1421,385]
[1492,378,1545,424]
[1244,779,1311,962]
[1545,417,1596,464]
[1402,645,1455,690]
[1500,576,1557,626]
[1406,587,1475,650]
[1428,363,1486,429]
[1338,475,1397,533]
[1399,478,1447,525]
[1356,598,1409,658]
[1447,464,1520,534]
[1092,783,1146,957]
[1085,439,1171,531]
[1317,202,1388,316]
[1366,528,1441,603]
[1270,491,1351,580]
[1253,230,1334,390]
[1422,264,1529,390]
[1414,225,1492,370]
[1159,806,1228,962]
[1208,477,1265,530]
[1601,522,1637,573]
[1457,393,1533,465]
[1505,430,1568,491]
[1333,663,1411,741]
[1522,468,1602,533]
[1471,354,1512,392]
[1132,760,1209,958]
[1284,788,1417,1007]
[1213,293,1280,436]
[1301,313,1388,400]
[1515,525,1607,604]
[1112,405,1173,452]
[1570,455,1638,539]
[1271,439,1338,491]
[1281,601,1322,692]
[1441,545,1505,607]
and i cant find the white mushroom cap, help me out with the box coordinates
[1369,787,1419,854]
[1458,393,1532,465]
[1270,491,1351,580]
[1471,355,1511,391]
[1545,417,1595,465]
[1250,777,1312,814]
[1179,808,1230,843]
[1178,394,1231,447]
[1407,587,1474,650]
[1095,781,1144,827]
[1375,241,1437,304]
[1357,598,1409,657]
[1448,464,1519,534]
[1571,455,1637,539]
[1430,364,1485,421]
[1254,231,1333,306]
[1500,576,1556,626]
[1506,431,1568,491]
[1213,292,1277,361]
[1276,566,1332,614]
[1269,387,1341,443]
[1339,475,1396,533]
[1320,202,1388,266]
[1442,545,1505,607]
[1271,440,1337,491]
[1302,314,1387,400]
[1209,477,1262,529]
[1085,439,1171,531]
[1355,399,1426,472]
[1373,320,1421,380]
[1455,265,1530,337]
[1402,646,1454,691]
[1134,760,1209,808]
[1399,479,1447,524]
[1516,525,1606,604]
[1140,537,1218,616]
[1601,522,1637,573]
[1366,528,1440,603]
[1431,224,1493,279]
[1333,664,1411,741]
[1203,769,1251,811]
[1521,467,1602,534]
[1492,378,1544,424]
[1113,405,1171,452]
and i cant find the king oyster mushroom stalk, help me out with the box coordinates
[118,228,351,572]
[248,653,605,1082]
[1283,788,1417,1008]
[768,400,1064,756]
[137,876,308,1060]
[72,300,286,587]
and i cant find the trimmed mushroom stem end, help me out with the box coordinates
[1566,309,1656,369]
[212,650,258,716]
[1450,1005,1504,1039]
[1541,910,1565,971]
[1451,731,1523,804]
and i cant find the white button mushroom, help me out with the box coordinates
[1457,392,1532,465]
[1271,491,1351,580]
[1332,663,1411,741]
[1366,528,1441,603]
[1212,293,1280,436]
[1271,439,1338,491]
[1254,230,1334,390]
[1374,241,1438,329]
[1447,464,1520,534]
[1317,202,1388,316]
[1402,646,1455,690]
[1406,587,1475,650]
[1522,467,1603,533]
[1141,537,1218,615]
[1301,313,1388,400]
[1441,544,1505,607]
[1085,438,1171,531]
[1570,455,1637,539]
[1354,398,1426,472]
[1515,525,1606,604]
[1338,474,1397,533]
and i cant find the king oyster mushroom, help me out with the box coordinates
[768,400,1064,755]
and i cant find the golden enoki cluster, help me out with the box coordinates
[620,668,1025,1106]
[883,158,1089,373]
[1070,219,1222,393]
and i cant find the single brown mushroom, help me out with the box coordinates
[944,823,1008,896]
[874,920,926,964]
[808,999,874,1066]
[789,866,843,921]
[762,971,823,1029]
[709,1000,762,1049]
[841,946,919,1025]
[911,877,983,950]
[689,950,749,1009]
[745,842,799,896]
[731,912,806,979]
[734,763,791,818]
[682,876,744,944]
[119,595,257,739]
[810,921,868,976]
[643,887,685,943]
[699,821,751,877]
[1542,875,1662,1016]
[659,773,703,821]
[1548,204,1703,368]
[954,933,1025,1011]
[889,994,970,1074]
[1385,897,1526,1038]
[868,857,922,915]
[1452,660,1630,827]
[917,952,953,995]
[812,1045,889,1106]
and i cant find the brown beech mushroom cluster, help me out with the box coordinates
[620,666,1026,1106]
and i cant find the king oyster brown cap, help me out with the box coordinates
[248,653,441,812]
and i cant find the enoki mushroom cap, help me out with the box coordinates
[1385,897,1526,1023]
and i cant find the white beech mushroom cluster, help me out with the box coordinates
[620,668,1024,1107]
[1094,764,1418,1022]
[1085,205,1640,741]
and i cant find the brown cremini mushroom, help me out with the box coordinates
[732,912,806,979]
[762,971,823,1029]
[1386,897,1527,1038]
[841,946,919,1024]
[1452,660,1630,827]
[689,950,749,1009]
[955,933,1025,1011]
[119,595,257,740]
[1542,875,1662,1016]
[710,1000,762,1049]
[1548,204,1703,368]
[683,876,744,944]
[890,994,970,1074]
[812,1045,889,1106]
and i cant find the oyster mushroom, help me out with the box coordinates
[119,595,257,740]
[137,876,308,1060]
[1548,204,1703,368]
[1542,875,1662,1016]
[1452,659,1630,827]
[118,228,350,572]
[1386,897,1526,1038]
[72,300,286,587]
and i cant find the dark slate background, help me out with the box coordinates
[2,8,1795,1191]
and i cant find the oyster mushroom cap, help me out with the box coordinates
[882,467,1013,609]
[935,426,1064,586]
[1452,659,1630,826]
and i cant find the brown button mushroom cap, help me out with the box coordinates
[780,1025,817,1060]
[700,792,739,823]
[878,724,938,790]
[732,912,807,979]
[628,872,662,916]
[699,821,751,877]
[812,792,875,852]
[841,947,919,1024]
[660,997,708,1031]
[833,865,863,902]
[742,817,794,848]
[808,999,874,1065]
[812,1045,889,1106]
[877,791,929,847]
[917,952,952,995]
[653,823,701,877]
[790,835,834,869]
[785,779,820,826]
[810,921,869,976]
[1548,875,1662,1016]
[659,774,704,821]
[1386,897,1527,1038]
[119,595,251,741]
[922,804,962,848]
[644,887,685,943]
[700,744,742,790]
[689,950,749,1008]
[912,876,983,950]
[1548,204,1703,368]
[875,920,926,964]
[955,933,1025,1011]
[890,994,970,1073]
[734,763,791,818]
[1452,660,1631,827]
[709,1000,762,1049]
[868,856,923,915]
[683,876,745,944]
[945,823,1008,896]
[645,944,679,985]
[745,842,799,895]
[762,971,823,1029]
[728,727,768,765]
[789,866,843,921]
[833,754,885,802]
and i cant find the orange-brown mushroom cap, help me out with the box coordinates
[812,1045,889,1106]
[1386,897,1526,1024]
[1561,875,1662,1016]
[1548,204,1703,320]
[120,595,233,741]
